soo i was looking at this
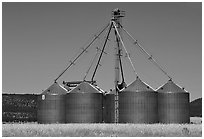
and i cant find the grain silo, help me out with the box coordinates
[157,79,190,123]
[104,89,115,123]
[37,82,67,124]
[119,76,158,123]
[65,81,103,123]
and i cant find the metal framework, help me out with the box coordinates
[53,8,173,124]
[112,8,125,123]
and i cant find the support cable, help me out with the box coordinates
[136,41,172,80]
[91,22,113,82]
[54,23,110,82]
[119,24,172,80]
[83,30,111,81]
[112,21,138,77]
[83,48,99,81]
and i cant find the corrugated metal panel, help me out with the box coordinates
[104,93,115,123]
[119,91,158,123]
[102,94,106,123]
[37,82,67,124]
[41,82,67,95]
[157,80,190,123]
[119,77,158,123]
[65,82,103,123]
[68,82,103,94]
[123,76,154,92]
[66,93,103,123]
[157,79,185,93]
[158,93,190,123]
[37,95,66,124]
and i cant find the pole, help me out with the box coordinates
[112,8,125,124]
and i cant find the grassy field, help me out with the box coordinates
[2,119,202,137]
[190,117,202,124]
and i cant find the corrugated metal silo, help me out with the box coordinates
[119,77,158,123]
[65,82,103,123]
[104,89,115,123]
[157,79,190,123]
[37,82,67,124]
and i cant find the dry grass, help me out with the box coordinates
[2,122,202,137]
[190,117,202,124]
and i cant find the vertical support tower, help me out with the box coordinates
[112,8,125,123]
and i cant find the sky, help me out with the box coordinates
[2,2,201,101]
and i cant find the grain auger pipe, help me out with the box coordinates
[118,23,172,80]
[112,21,138,79]
[113,23,127,90]
[54,23,110,83]
[91,21,113,82]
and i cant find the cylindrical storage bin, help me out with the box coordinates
[119,77,158,123]
[104,91,115,123]
[157,79,190,124]
[37,82,67,124]
[65,82,103,123]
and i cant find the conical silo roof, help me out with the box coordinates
[108,89,116,94]
[69,82,103,93]
[122,76,154,92]
[157,79,186,93]
[41,82,67,95]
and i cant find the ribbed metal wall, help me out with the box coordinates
[119,91,158,123]
[119,77,158,123]
[102,94,106,123]
[37,83,67,124]
[37,95,66,124]
[104,93,115,123]
[65,82,103,123]
[157,80,190,123]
